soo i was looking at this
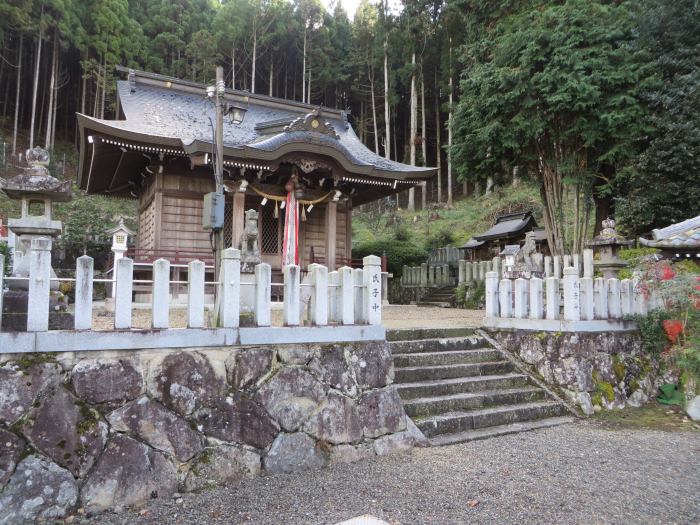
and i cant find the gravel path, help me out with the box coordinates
[82,421,700,525]
[90,305,484,331]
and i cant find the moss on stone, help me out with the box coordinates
[612,356,626,382]
[12,353,57,371]
[591,392,603,406]
[76,401,100,435]
[593,371,615,403]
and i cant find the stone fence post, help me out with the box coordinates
[579,277,594,321]
[499,278,513,318]
[514,278,528,319]
[26,238,52,332]
[254,262,271,326]
[221,248,241,328]
[338,266,354,325]
[114,256,134,330]
[593,277,608,320]
[311,264,328,326]
[607,278,621,319]
[485,271,499,317]
[187,260,205,329]
[284,264,301,326]
[353,268,365,324]
[363,255,382,325]
[75,255,94,330]
[563,267,580,321]
[545,276,560,320]
[152,258,170,329]
[529,277,544,320]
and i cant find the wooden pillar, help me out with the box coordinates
[325,202,337,270]
[231,191,245,249]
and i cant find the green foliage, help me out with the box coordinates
[352,238,427,277]
[455,281,485,309]
[0,242,11,276]
[452,0,653,253]
[631,309,672,357]
[615,0,700,236]
[656,383,684,406]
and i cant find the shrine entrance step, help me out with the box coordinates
[417,286,456,308]
[387,328,574,445]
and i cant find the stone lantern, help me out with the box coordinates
[106,218,134,299]
[586,218,632,279]
[0,147,72,330]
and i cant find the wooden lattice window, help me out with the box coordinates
[223,200,233,248]
[260,204,280,254]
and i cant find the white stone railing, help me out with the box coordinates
[0,239,384,353]
[400,263,454,288]
[483,267,653,332]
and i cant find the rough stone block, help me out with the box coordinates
[351,341,394,389]
[329,443,375,464]
[195,393,278,449]
[0,428,24,490]
[263,432,328,474]
[256,368,327,431]
[358,387,406,438]
[309,344,358,397]
[0,361,62,424]
[72,358,143,406]
[226,347,274,390]
[373,431,415,456]
[0,455,78,523]
[151,352,226,417]
[184,445,261,492]
[303,391,362,445]
[21,386,107,477]
[81,434,178,513]
[108,396,203,462]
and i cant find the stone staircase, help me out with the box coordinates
[388,327,574,445]
[416,286,456,307]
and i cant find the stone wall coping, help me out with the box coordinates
[484,316,637,333]
[0,325,386,354]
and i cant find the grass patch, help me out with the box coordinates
[592,402,700,432]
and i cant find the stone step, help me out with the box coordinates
[393,349,502,367]
[416,302,453,308]
[388,336,486,354]
[386,327,476,342]
[416,401,568,438]
[396,373,531,399]
[403,387,546,418]
[429,416,575,446]
[395,361,513,382]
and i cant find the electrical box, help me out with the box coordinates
[203,192,225,230]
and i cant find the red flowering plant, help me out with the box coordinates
[635,259,700,395]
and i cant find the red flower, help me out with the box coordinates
[662,319,683,344]
[661,264,675,281]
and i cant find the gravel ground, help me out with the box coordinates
[90,305,484,331]
[81,421,700,525]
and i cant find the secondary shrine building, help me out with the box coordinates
[77,68,435,275]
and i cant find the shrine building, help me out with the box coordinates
[76,68,435,277]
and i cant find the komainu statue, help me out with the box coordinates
[239,209,261,271]
[514,231,538,272]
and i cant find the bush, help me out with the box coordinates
[424,229,456,252]
[352,239,427,277]
[455,281,485,309]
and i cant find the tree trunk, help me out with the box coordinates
[408,52,417,212]
[302,28,306,104]
[45,33,57,149]
[434,73,441,203]
[307,66,311,104]
[251,28,257,93]
[446,41,454,208]
[231,45,236,88]
[369,64,379,154]
[50,47,59,149]
[12,33,23,155]
[100,55,106,119]
[383,35,390,160]
[30,31,43,149]
[420,69,427,208]
[269,60,273,97]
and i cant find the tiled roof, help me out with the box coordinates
[639,215,700,249]
[473,211,537,241]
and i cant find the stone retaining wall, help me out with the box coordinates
[489,330,672,415]
[0,342,417,522]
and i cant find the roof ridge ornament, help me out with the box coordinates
[284,108,339,139]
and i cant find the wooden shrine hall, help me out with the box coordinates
[77,68,435,276]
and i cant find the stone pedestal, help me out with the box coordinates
[1,290,72,332]
[240,272,256,313]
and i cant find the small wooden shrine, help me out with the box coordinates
[76,68,435,276]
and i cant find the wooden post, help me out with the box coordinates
[325,202,337,270]
[152,258,170,329]
[188,260,206,328]
[283,264,301,326]
[75,255,94,330]
[231,191,245,249]
[27,238,51,332]
[221,248,241,328]
[114,257,134,329]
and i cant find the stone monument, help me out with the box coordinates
[0,147,72,330]
[239,209,261,313]
[586,217,632,279]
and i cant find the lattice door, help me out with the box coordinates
[260,204,281,255]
